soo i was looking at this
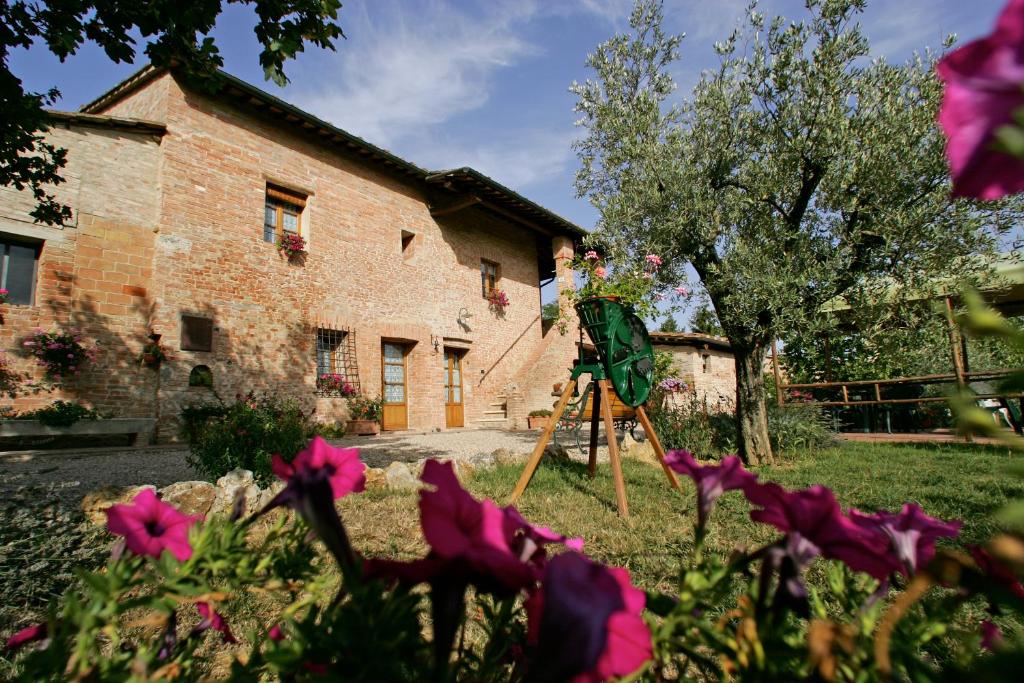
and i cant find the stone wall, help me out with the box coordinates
[656,343,736,410]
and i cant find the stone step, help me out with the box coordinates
[483,410,507,416]
[474,418,508,424]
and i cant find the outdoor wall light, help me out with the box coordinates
[431,335,440,352]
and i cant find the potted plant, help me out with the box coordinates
[140,333,169,369]
[486,288,509,315]
[317,373,357,396]
[346,393,382,436]
[527,408,553,430]
[277,233,307,258]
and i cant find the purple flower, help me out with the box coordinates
[981,619,1003,651]
[937,0,1024,199]
[743,482,896,580]
[5,623,47,651]
[194,603,237,644]
[525,552,651,683]
[105,489,200,562]
[849,503,961,575]
[665,451,757,529]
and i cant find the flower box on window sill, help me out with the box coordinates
[277,234,307,258]
[345,419,380,436]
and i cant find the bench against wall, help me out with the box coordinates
[0,418,158,446]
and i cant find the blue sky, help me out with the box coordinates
[7,0,1012,322]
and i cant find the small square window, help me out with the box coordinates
[181,315,214,352]
[0,238,40,306]
[264,184,306,244]
[480,260,499,298]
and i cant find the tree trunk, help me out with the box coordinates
[734,341,774,466]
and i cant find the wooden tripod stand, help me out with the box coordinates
[509,377,680,518]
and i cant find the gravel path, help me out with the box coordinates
[0,429,615,505]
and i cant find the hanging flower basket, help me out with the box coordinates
[140,334,169,369]
[487,288,509,314]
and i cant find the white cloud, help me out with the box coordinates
[293,1,539,147]
[858,0,956,58]
[409,129,578,190]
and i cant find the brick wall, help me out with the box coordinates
[0,122,162,418]
[90,72,574,438]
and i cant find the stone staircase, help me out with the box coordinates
[474,394,509,426]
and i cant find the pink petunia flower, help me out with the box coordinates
[665,451,757,529]
[743,482,895,580]
[195,602,237,644]
[525,552,651,682]
[981,619,1003,651]
[271,436,365,502]
[268,624,285,642]
[5,623,47,651]
[937,0,1024,199]
[849,503,961,575]
[969,545,1024,598]
[105,489,200,562]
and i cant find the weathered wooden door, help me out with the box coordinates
[444,349,464,428]
[381,342,408,430]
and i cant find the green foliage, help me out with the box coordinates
[347,394,383,422]
[184,393,311,485]
[658,314,678,332]
[179,402,229,443]
[528,409,552,417]
[689,302,724,336]
[312,421,347,439]
[572,0,1016,462]
[541,300,561,321]
[0,1,344,224]
[13,401,99,427]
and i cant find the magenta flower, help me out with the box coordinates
[981,619,1003,651]
[268,624,285,642]
[105,489,199,562]
[849,503,961,575]
[743,482,895,580]
[271,436,365,502]
[937,0,1024,199]
[525,552,651,682]
[970,545,1024,598]
[666,451,757,529]
[194,602,237,644]
[5,623,47,651]
[584,250,600,260]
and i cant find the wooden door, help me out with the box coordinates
[444,349,464,428]
[381,342,408,430]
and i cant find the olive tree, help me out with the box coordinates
[1,1,344,225]
[572,0,1014,465]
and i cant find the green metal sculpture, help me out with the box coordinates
[574,297,655,408]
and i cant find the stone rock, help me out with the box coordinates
[254,481,285,511]
[385,462,419,490]
[364,466,387,490]
[212,469,259,516]
[624,441,657,465]
[159,481,216,518]
[468,452,495,469]
[454,459,476,480]
[82,484,156,525]
[492,448,527,466]
[544,444,570,461]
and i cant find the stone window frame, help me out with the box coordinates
[263,184,307,244]
[480,259,500,298]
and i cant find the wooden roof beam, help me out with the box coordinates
[430,195,482,217]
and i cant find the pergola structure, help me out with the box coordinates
[770,256,1024,433]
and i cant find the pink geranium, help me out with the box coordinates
[271,436,365,502]
[584,250,600,261]
[644,254,662,267]
[665,451,757,529]
[937,0,1024,199]
[674,286,688,297]
[849,503,962,575]
[195,602,237,644]
[525,552,651,682]
[105,489,199,562]
[743,482,895,580]
[5,623,47,651]
[594,266,607,279]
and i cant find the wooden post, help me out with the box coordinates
[823,336,833,382]
[771,340,784,407]
[598,379,629,517]
[511,378,577,503]
[588,382,602,478]
[945,296,967,391]
[634,405,681,491]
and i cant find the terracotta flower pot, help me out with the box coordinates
[346,419,380,436]
[527,416,550,430]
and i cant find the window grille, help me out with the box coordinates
[316,327,360,396]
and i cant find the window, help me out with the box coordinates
[188,365,214,388]
[264,184,306,243]
[401,229,415,258]
[1,238,40,306]
[480,260,499,298]
[316,328,360,394]
[181,315,214,352]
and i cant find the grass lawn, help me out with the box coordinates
[342,440,1024,592]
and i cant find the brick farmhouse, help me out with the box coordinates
[0,66,736,441]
